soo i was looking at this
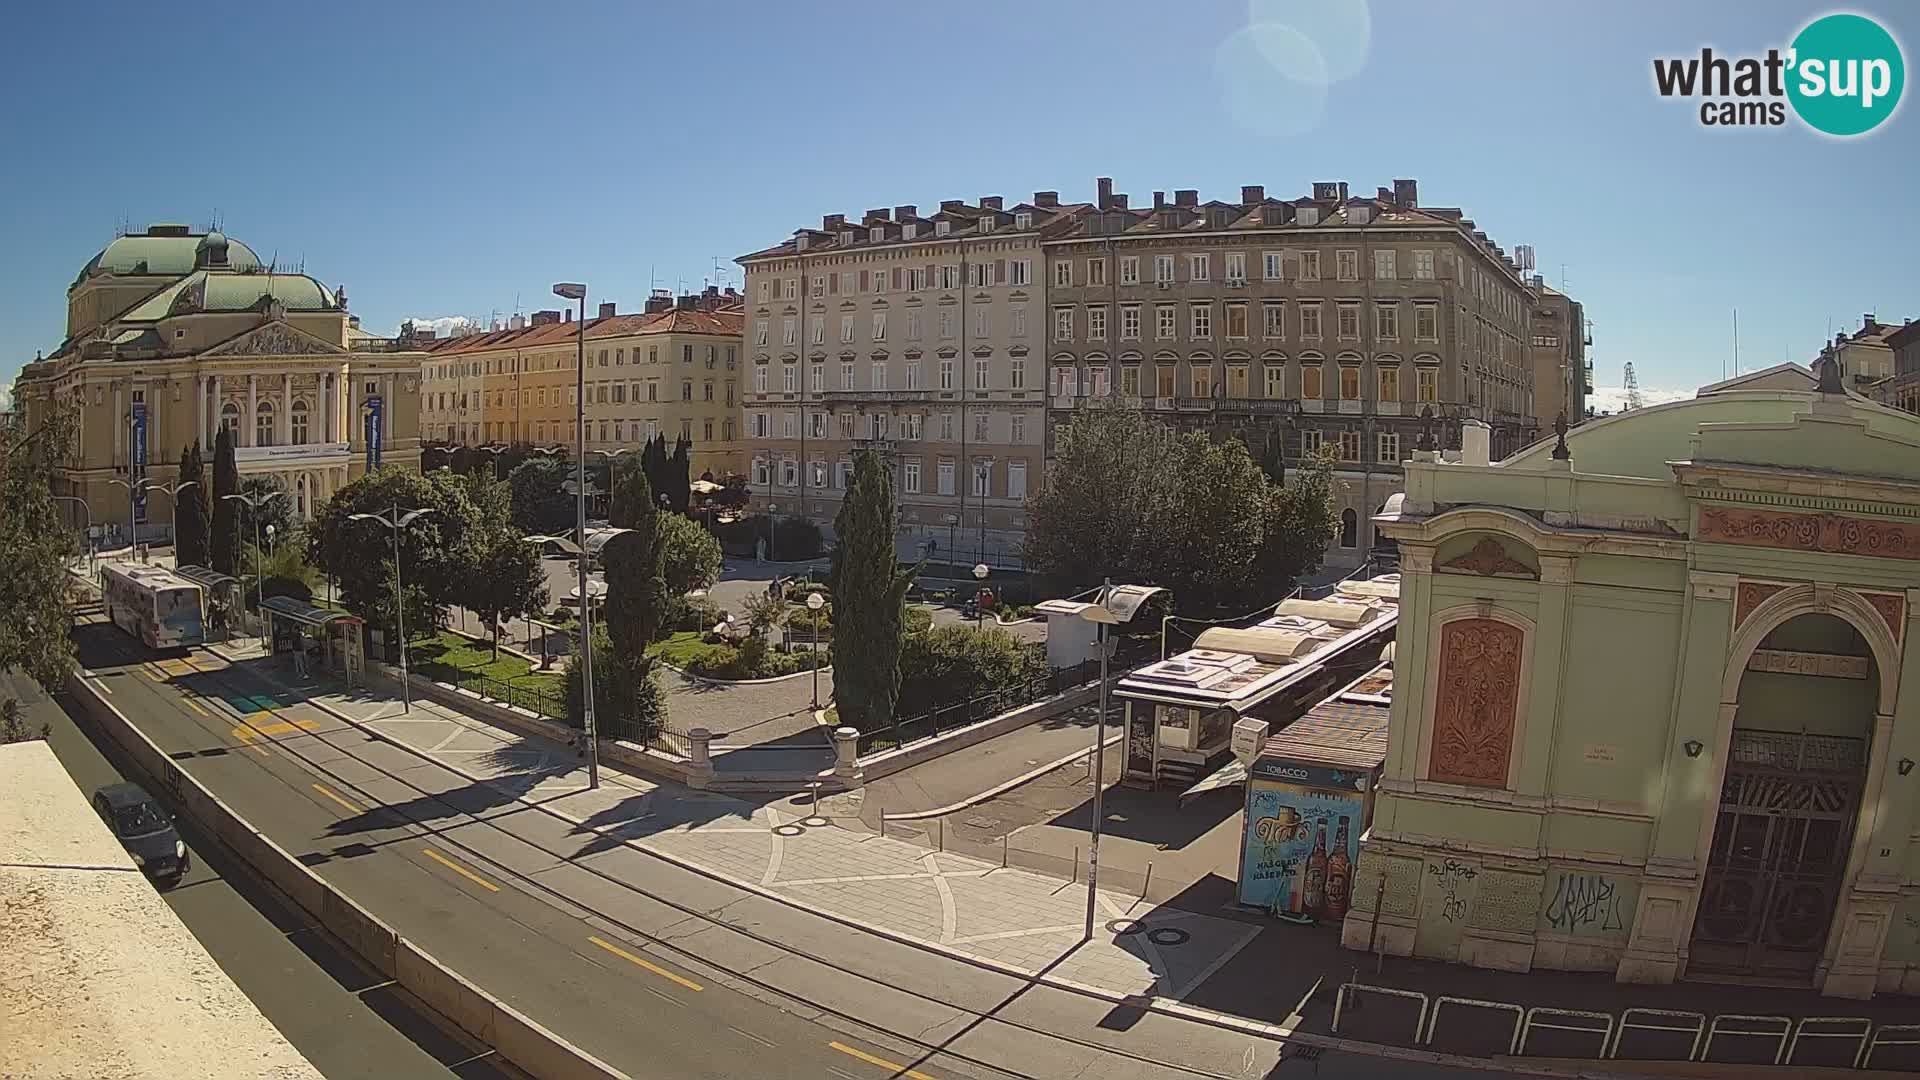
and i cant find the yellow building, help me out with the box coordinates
[11,224,424,538]
[420,291,746,478]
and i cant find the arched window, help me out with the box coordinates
[1339,508,1358,548]
[290,400,310,445]
[220,402,239,435]
[255,400,275,447]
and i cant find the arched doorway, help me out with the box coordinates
[1691,613,1877,980]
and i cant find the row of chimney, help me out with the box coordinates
[525,285,743,326]
[817,178,1420,233]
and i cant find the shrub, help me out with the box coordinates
[714,514,825,560]
[562,625,665,743]
[668,595,726,634]
[897,625,1046,719]
[904,606,933,635]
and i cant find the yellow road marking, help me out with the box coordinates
[182,697,211,718]
[232,718,320,743]
[587,934,704,992]
[827,1041,938,1079]
[310,783,365,815]
[423,847,501,893]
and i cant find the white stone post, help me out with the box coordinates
[687,727,714,790]
[834,726,860,783]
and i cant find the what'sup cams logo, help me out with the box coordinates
[1653,12,1904,136]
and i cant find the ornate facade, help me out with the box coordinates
[1347,382,1920,1000]
[12,224,422,539]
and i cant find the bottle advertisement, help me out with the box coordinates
[1238,762,1367,920]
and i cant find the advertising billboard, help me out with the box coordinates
[1239,765,1366,920]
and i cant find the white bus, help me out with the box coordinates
[102,564,206,650]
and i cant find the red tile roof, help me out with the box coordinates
[416,308,741,356]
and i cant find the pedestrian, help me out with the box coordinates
[292,636,310,680]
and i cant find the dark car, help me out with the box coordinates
[92,783,188,883]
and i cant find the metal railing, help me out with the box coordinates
[857,658,1105,756]
[422,662,691,759]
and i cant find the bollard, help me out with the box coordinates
[1141,861,1153,901]
[938,817,945,852]
[1072,845,1080,884]
[1001,834,1008,868]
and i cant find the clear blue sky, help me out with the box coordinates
[3,0,1915,409]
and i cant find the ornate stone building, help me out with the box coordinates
[1345,374,1920,998]
[12,224,423,537]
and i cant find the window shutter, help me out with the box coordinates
[926,264,937,291]
[994,259,1005,285]
[892,267,903,290]
[859,269,869,291]
[828,273,838,295]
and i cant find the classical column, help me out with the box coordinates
[210,374,222,442]
[383,374,395,440]
[1515,554,1575,795]
[195,375,207,448]
[113,382,124,461]
[246,375,258,448]
[280,372,292,445]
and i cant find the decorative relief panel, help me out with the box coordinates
[1734,581,1787,630]
[1428,619,1524,788]
[1348,851,1422,919]
[1467,870,1544,934]
[1700,507,1920,561]
[1438,537,1538,579]
[1864,592,1906,644]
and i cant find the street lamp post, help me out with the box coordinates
[147,480,200,561]
[593,448,633,520]
[554,281,600,790]
[805,590,825,710]
[52,496,95,569]
[106,477,147,562]
[265,522,276,561]
[972,563,989,630]
[223,490,288,646]
[348,505,437,714]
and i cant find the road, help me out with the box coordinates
[62,611,1524,1080]
[4,667,501,1080]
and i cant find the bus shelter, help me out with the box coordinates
[172,565,241,643]
[259,596,365,688]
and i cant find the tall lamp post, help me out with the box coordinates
[593,448,634,520]
[972,563,990,630]
[51,496,95,570]
[348,505,437,714]
[106,477,150,562]
[223,489,288,646]
[554,281,600,789]
[804,590,825,710]
[146,480,200,561]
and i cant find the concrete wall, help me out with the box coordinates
[859,684,1099,781]
[65,669,631,1079]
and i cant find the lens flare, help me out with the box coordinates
[1217,23,1330,138]
[1248,0,1373,84]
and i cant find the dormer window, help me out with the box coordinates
[1351,205,1372,225]
[979,216,995,233]
[1015,212,1032,229]
[1298,207,1321,226]
[902,222,918,239]
[841,231,854,245]
[796,234,810,251]
[935,220,951,236]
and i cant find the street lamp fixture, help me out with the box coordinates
[805,590,826,711]
[348,505,437,713]
[553,280,599,790]
[223,489,288,645]
[972,563,990,631]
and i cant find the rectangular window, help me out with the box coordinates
[1337,303,1360,340]
[840,314,854,343]
[907,267,925,291]
[682,380,694,402]
[1009,259,1032,286]
[1009,358,1026,388]
[906,360,923,390]
[940,412,954,441]
[1225,251,1246,283]
[972,461,990,497]
[1011,305,1027,337]
[1299,250,1321,282]
[1264,364,1285,399]
[810,363,824,393]
[940,264,960,289]
[1377,431,1400,463]
[1007,461,1027,499]
[781,459,798,486]
[972,305,990,338]
[1373,249,1397,280]
[904,414,922,440]
[840,362,854,389]
[782,318,797,346]
[1302,364,1322,400]
[907,311,922,340]
[1120,256,1139,285]
[1415,304,1438,342]
[973,412,989,442]
[781,412,796,438]
[1262,302,1285,339]
[1120,304,1141,340]
[938,309,954,340]
[1010,413,1026,443]
[840,412,855,438]
[810,411,827,438]
[1413,250,1435,280]
[1087,258,1106,286]
[969,261,994,287]
[1226,365,1249,398]
[1339,365,1360,400]
[782,364,797,392]
[1188,254,1209,281]
[1338,429,1361,462]
[753,457,769,485]
[1054,260,1072,287]
[938,359,953,390]
[1156,365,1176,398]
[1191,304,1212,339]
[682,344,694,364]
[757,280,770,303]
[904,460,921,493]
[811,320,825,345]
[1417,367,1437,402]
[1378,365,1400,401]
[872,312,887,341]
[1053,366,1075,396]
[1301,428,1322,455]
[1156,305,1177,339]
[1154,255,1175,283]
[1120,366,1140,397]
[754,319,769,344]
[1225,303,1248,339]
[938,460,955,495]
[1191,365,1213,399]
[811,274,826,298]
[1053,307,1074,342]
[1088,306,1107,341]
[1263,251,1284,281]
[974,357,990,389]
[872,361,887,389]
[1088,365,1110,396]
[1337,250,1358,281]
[1376,303,1399,341]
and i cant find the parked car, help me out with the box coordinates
[92,783,188,884]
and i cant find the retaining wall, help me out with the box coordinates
[65,669,631,1080]
[857,684,1099,782]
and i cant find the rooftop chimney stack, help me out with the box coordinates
[598,301,616,319]
[864,208,891,224]
[1394,179,1418,207]
[1096,177,1114,210]
[940,199,964,213]
[980,195,1002,210]
[1174,189,1198,207]
[894,204,917,220]
[823,213,845,230]
[1153,191,1166,209]
[563,309,573,323]
[1111,194,1128,209]
[1864,313,1877,331]
[1034,190,1059,207]
[1241,185,1264,204]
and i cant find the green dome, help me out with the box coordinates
[74,227,263,287]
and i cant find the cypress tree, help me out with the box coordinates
[210,426,240,577]
[832,451,919,732]
[602,462,664,660]
[668,436,692,514]
[174,442,210,567]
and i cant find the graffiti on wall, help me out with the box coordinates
[1428,859,1478,923]
[1539,868,1637,939]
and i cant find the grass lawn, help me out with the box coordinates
[409,630,565,700]
[647,631,707,666]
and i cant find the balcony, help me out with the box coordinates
[821,388,933,404]
[1050,394,1079,409]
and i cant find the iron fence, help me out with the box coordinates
[856,656,1111,756]
[424,663,692,759]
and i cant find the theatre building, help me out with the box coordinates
[1344,372,1920,999]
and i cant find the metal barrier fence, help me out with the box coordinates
[1334,982,1919,1071]
[856,658,1103,756]
[429,666,691,759]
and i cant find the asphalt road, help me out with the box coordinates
[61,612,1526,1080]
[4,667,500,1080]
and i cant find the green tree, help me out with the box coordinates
[507,456,573,536]
[1,406,78,727]
[739,590,790,639]
[832,452,920,732]
[666,436,692,513]
[234,474,294,557]
[210,426,240,576]
[562,624,665,743]
[308,466,478,642]
[1255,447,1339,597]
[460,472,549,658]
[897,625,1046,718]
[601,463,665,659]
[1144,433,1271,612]
[657,512,722,595]
[2,699,50,745]
[640,434,668,502]
[174,441,210,568]
[1022,404,1178,591]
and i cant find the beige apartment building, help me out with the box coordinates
[737,199,1053,564]
[1044,178,1544,568]
[12,224,424,539]
[418,290,746,478]
[1527,282,1589,428]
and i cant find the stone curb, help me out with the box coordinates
[658,660,829,687]
[881,730,1123,823]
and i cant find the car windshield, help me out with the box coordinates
[113,802,169,837]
